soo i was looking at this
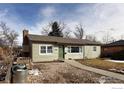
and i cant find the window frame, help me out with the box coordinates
[68,46,82,53]
[39,45,53,55]
[40,46,47,53]
[47,46,53,53]
[93,46,97,51]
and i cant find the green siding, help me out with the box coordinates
[32,44,59,62]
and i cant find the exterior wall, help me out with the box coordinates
[31,43,101,62]
[101,46,124,57]
[32,43,59,62]
[84,46,101,59]
[65,46,84,59]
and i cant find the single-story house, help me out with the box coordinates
[22,30,101,62]
[101,40,124,60]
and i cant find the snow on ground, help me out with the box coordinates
[106,59,124,63]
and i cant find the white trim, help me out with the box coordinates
[39,44,53,55]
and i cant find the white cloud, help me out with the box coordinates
[40,6,56,18]
[28,6,58,36]
[0,9,8,18]
[91,4,124,41]
[33,4,124,42]
[0,9,28,45]
[73,4,124,42]
[16,4,124,43]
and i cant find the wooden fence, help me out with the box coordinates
[5,62,13,83]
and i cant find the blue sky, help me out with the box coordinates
[0,4,88,25]
[0,3,124,45]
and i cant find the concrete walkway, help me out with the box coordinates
[65,59,124,81]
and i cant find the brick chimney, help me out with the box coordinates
[23,29,29,38]
[23,29,29,45]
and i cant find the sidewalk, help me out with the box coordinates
[65,59,124,81]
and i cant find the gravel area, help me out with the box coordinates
[27,62,124,83]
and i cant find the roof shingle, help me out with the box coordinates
[103,40,124,46]
[28,34,101,45]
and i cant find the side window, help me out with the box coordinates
[40,46,46,53]
[68,46,82,53]
[47,46,53,53]
[40,45,53,54]
[93,46,97,51]
[71,47,79,53]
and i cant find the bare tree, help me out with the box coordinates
[74,23,84,39]
[63,27,72,38]
[41,21,66,36]
[121,35,124,40]
[4,30,18,47]
[86,34,97,41]
[102,31,116,44]
[42,23,51,35]
[101,28,116,44]
[63,31,71,38]
[0,21,18,61]
[0,22,18,47]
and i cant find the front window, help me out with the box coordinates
[71,47,80,53]
[68,46,82,53]
[40,46,46,53]
[40,45,53,54]
[47,46,53,53]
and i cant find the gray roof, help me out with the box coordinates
[103,40,124,46]
[28,34,101,45]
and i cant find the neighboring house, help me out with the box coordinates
[101,40,124,59]
[22,30,101,62]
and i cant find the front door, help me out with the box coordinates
[59,45,64,60]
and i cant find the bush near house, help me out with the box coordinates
[101,50,124,60]
[110,50,124,60]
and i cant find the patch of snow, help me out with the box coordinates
[28,70,34,75]
[105,59,124,63]
[99,76,106,84]
[120,70,124,73]
[28,69,40,76]
[109,68,117,71]
[109,68,124,74]
[33,69,39,76]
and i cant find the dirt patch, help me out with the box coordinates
[27,62,124,83]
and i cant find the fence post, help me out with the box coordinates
[5,62,13,83]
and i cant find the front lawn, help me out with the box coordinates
[27,62,124,83]
[77,59,124,73]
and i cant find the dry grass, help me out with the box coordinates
[78,59,124,71]
[27,62,124,83]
